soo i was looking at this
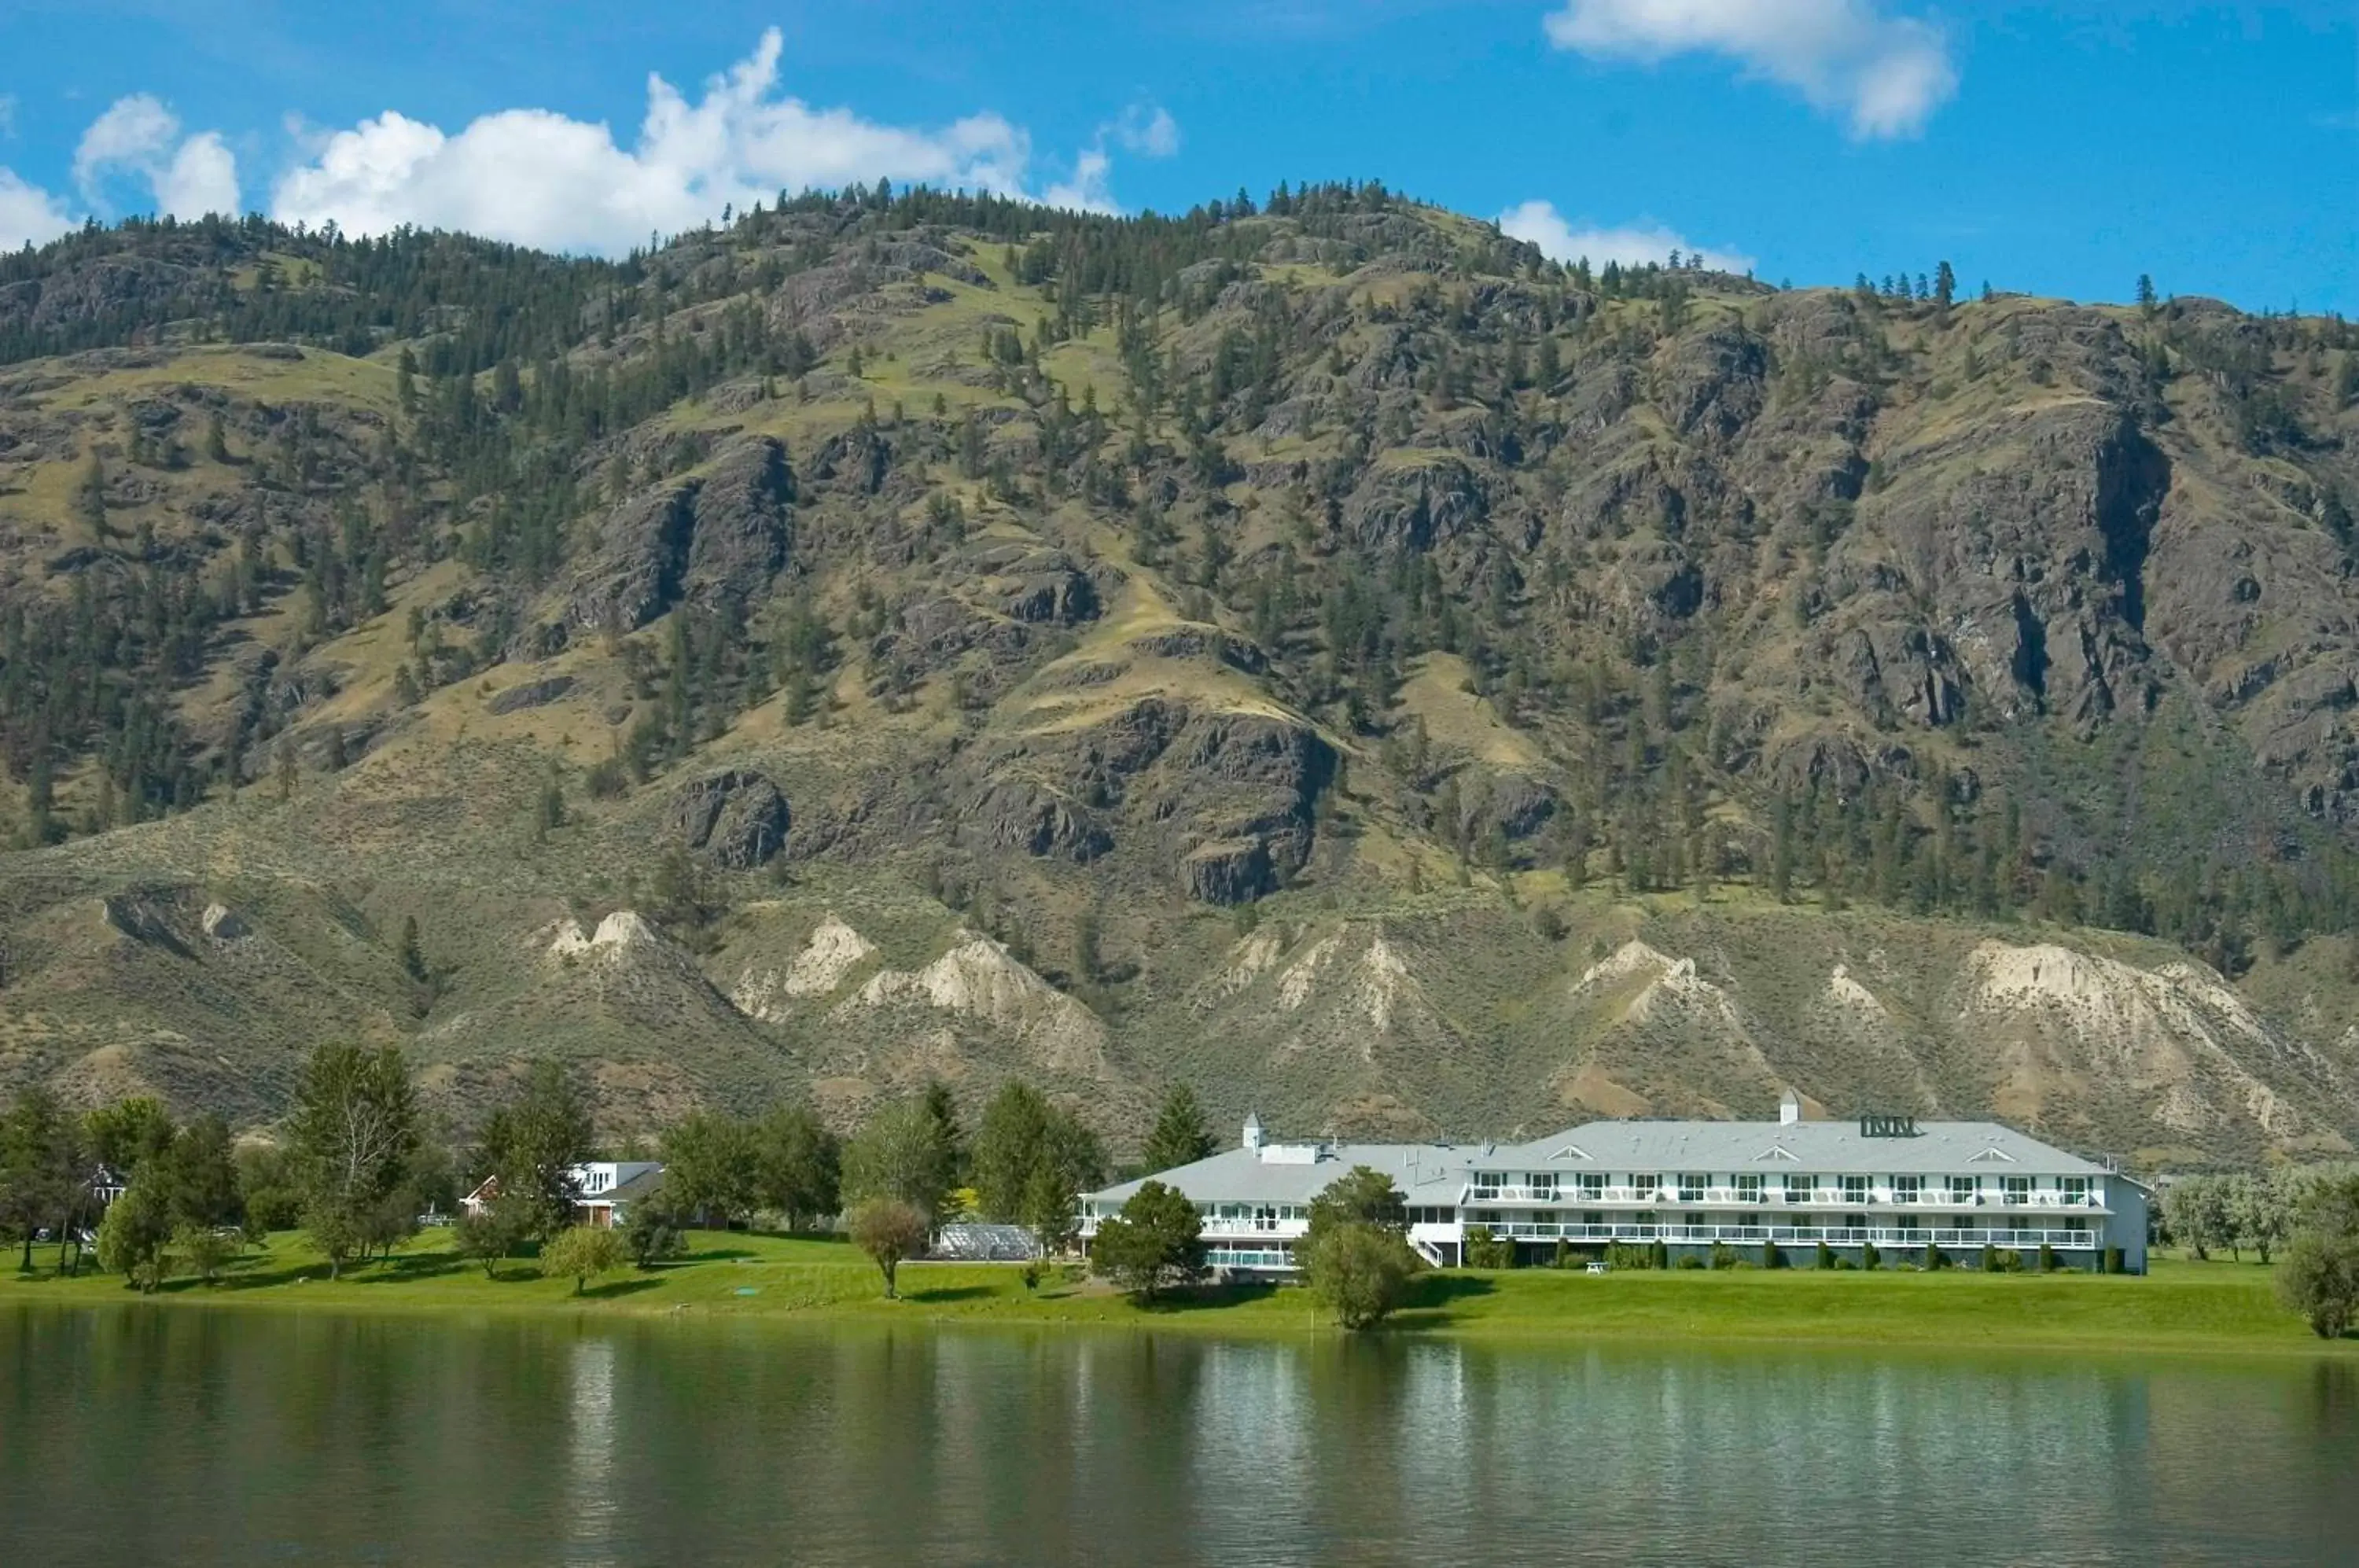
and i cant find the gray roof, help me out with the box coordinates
[587,1168,666,1205]
[1090,1142,1477,1207]
[1087,1118,2107,1206]
[1491,1121,2111,1179]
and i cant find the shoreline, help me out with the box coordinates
[5,1233,2353,1360]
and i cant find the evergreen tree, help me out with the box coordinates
[1143,1084,1216,1172]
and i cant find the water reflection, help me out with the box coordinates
[2,1308,2353,1567]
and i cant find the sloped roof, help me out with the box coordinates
[1088,1142,1477,1206]
[585,1167,667,1205]
[1486,1120,2110,1178]
[1087,1118,2108,1206]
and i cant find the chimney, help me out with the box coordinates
[1242,1112,1265,1152]
[1779,1088,1801,1126]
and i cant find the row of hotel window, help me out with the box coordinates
[1467,1174,2095,1203]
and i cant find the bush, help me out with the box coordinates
[1923,1242,1945,1271]
[1463,1227,1514,1269]
[1708,1241,1735,1270]
[1651,1240,1669,1272]
[1606,1242,1647,1270]
[1675,1254,1706,1270]
[2038,1242,2057,1272]
[2103,1246,2125,1275]
[96,1186,172,1293]
[1552,1239,1570,1269]
[539,1225,623,1294]
[1089,1181,1205,1298]
[2276,1231,2359,1339]
[1815,1242,1834,1270]
[1862,1242,1880,1271]
[1304,1221,1422,1330]
[455,1206,524,1278]
[1762,1240,1782,1269]
[622,1199,687,1269]
[175,1224,238,1286]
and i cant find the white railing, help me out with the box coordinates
[1195,1216,1301,1238]
[1476,1220,2100,1250]
[1479,1188,2102,1209]
[1206,1247,1293,1269]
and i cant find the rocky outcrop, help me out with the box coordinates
[487,675,576,715]
[668,770,789,868]
[569,436,793,631]
[1146,712,1336,902]
[834,932,1110,1078]
[731,912,881,1019]
[1345,457,1485,551]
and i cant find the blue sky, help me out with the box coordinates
[0,1,2351,311]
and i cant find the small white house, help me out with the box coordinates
[461,1161,664,1230]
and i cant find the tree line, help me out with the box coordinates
[0,1047,1161,1299]
[2158,1165,2357,1266]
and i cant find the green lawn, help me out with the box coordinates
[3,1233,2349,1356]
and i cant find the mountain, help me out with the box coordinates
[2,186,2357,1168]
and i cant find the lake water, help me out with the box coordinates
[2,1307,2353,1566]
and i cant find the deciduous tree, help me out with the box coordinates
[848,1197,929,1299]
[539,1224,623,1295]
[844,1099,959,1222]
[753,1105,840,1231]
[96,1184,172,1292]
[973,1082,1104,1249]
[290,1043,420,1279]
[477,1061,591,1242]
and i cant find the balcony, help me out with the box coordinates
[1474,1220,2100,1250]
[1521,1187,2111,1214]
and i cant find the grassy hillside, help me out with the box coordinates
[2,191,2357,1163]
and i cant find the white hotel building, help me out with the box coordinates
[1080,1092,2149,1274]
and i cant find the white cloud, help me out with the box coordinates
[1043,149,1119,215]
[75,95,182,197]
[0,167,76,252]
[160,133,240,219]
[1500,198,1753,273]
[73,93,241,218]
[1041,102,1179,215]
[271,28,1077,253]
[1113,103,1181,159]
[1544,0,1958,139]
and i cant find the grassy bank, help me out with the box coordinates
[3,1231,2350,1356]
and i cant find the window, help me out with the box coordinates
[2003,1176,2030,1206]
[1579,1173,1606,1198]
[1785,1175,1815,1203]
[1841,1176,1869,1203]
[2061,1177,2089,1205]
[1948,1176,1977,1202]
[1677,1173,1706,1203]
[1893,1175,1922,1203]
[1735,1174,1764,1203]
[1527,1173,1558,1198]
[1632,1173,1660,1198]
